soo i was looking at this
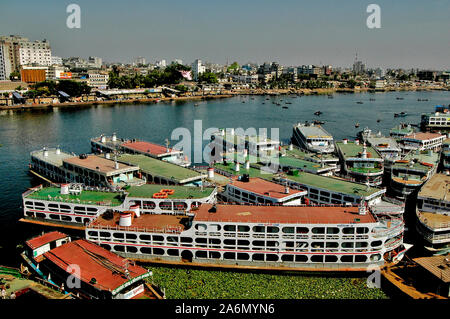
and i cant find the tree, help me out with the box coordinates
[227,62,239,73]
[174,84,188,92]
[9,71,20,81]
[198,72,218,84]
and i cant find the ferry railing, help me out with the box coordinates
[88,223,183,234]
[423,232,450,242]
[22,184,43,197]
[417,212,450,230]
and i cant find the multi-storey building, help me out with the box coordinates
[191,59,206,81]
[18,39,52,66]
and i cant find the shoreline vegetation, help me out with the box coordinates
[1,85,448,113]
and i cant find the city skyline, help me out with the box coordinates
[0,0,449,70]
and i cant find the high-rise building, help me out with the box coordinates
[0,42,12,80]
[156,59,166,68]
[172,59,183,65]
[18,39,52,66]
[191,59,206,81]
[134,57,146,66]
[88,56,102,68]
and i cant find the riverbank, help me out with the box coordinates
[1,85,448,113]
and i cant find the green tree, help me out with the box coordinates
[198,72,218,84]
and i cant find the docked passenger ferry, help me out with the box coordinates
[84,202,408,271]
[291,122,335,154]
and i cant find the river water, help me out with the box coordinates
[0,90,449,266]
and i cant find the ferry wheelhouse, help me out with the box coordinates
[21,232,162,299]
[365,134,402,164]
[21,183,217,228]
[388,150,439,199]
[291,122,335,154]
[30,148,145,188]
[416,174,450,255]
[400,132,446,153]
[420,105,450,133]
[440,138,450,174]
[85,203,407,271]
[281,144,340,174]
[390,124,414,140]
[335,140,384,186]
[224,175,307,206]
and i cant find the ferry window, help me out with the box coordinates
[224,225,236,232]
[252,240,265,247]
[252,254,264,261]
[195,238,207,244]
[283,241,294,248]
[253,226,265,233]
[355,242,368,248]
[355,255,367,263]
[326,242,339,248]
[180,237,193,243]
[237,253,249,261]
[61,215,72,222]
[320,197,329,202]
[126,246,138,253]
[209,251,221,259]
[140,234,151,241]
[167,249,179,257]
[281,255,294,262]
[266,254,278,262]
[167,236,178,243]
[75,217,82,223]
[241,192,248,198]
[309,188,318,194]
[153,235,164,242]
[343,196,354,203]
[48,203,59,208]
[234,190,241,196]
[295,255,308,262]
[282,227,295,234]
[209,224,221,232]
[296,227,309,234]
[257,197,265,203]
[25,211,35,217]
[266,226,279,233]
[249,194,256,201]
[196,251,207,258]
[342,242,354,248]
[99,232,111,238]
[100,244,111,250]
[74,206,86,212]
[140,247,152,254]
[113,233,124,239]
[237,225,250,232]
[86,207,97,212]
[143,201,156,209]
[237,240,249,246]
[88,231,98,237]
[209,238,221,245]
[153,248,164,255]
[126,233,137,239]
[311,255,324,263]
[266,241,278,247]
[370,254,381,262]
[312,227,325,234]
[34,202,45,208]
[342,227,355,234]
[356,227,369,234]
[310,194,318,200]
[224,239,236,246]
[312,242,324,248]
[195,223,207,231]
[325,255,338,263]
[114,245,125,252]
[49,214,60,220]
[326,227,339,234]
[320,191,330,197]
[331,194,342,199]
[224,252,235,260]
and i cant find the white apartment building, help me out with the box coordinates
[87,72,109,88]
[191,59,206,81]
[19,39,52,66]
[156,59,166,68]
[0,43,12,80]
[88,56,102,68]
[51,56,63,65]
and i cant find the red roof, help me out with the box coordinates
[122,141,175,156]
[26,231,69,249]
[231,177,305,199]
[43,239,148,292]
[193,204,375,225]
[404,132,445,141]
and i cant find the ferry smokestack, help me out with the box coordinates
[56,146,61,155]
[285,186,290,194]
[115,161,119,170]
[105,153,110,159]
[245,160,250,170]
[43,148,48,157]
[343,139,348,145]
[129,205,140,218]
[235,162,240,172]
[112,132,117,142]
[230,128,235,135]
[207,167,214,179]
[289,144,293,151]
[119,211,133,227]
[101,135,106,143]
[60,184,69,195]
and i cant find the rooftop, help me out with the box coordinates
[31,148,74,167]
[230,177,305,199]
[90,211,187,233]
[366,136,401,152]
[64,155,138,175]
[283,146,339,163]
[403,132,445,141]
[25,186,124,206]
[26,231,68,250]
[418,173,450,201]
[280,171,384,198]
[118,154,203,183]
[214,131,279,145]
[121,140,181,157]
[336,142,381,159]
[294,123,333,139]
[91,135,123,151]
[392,150,440,172]
[213,162,276,180]
[390,124,414,136]
[413,255,450,283]
[44,239,149,292]
[126,184,215,199]
[193,204,375,225]
[417,211,450,230]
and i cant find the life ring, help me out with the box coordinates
[304,198,310,206]
[420,162,433,167]
[152,192,168,199]
[161,189,175,195]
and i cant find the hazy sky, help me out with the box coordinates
[1,0,449,69]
